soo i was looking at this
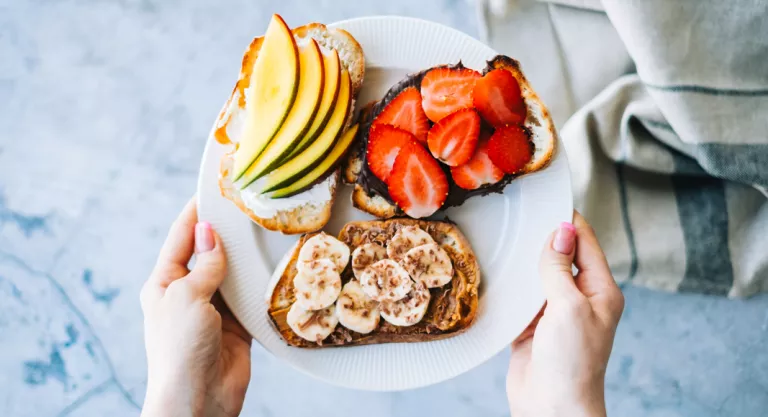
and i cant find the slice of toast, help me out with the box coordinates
[266,219,481,348]
[344,56,557,219]
[217,23,364,234]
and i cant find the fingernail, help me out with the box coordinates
[195,222,214,253]
[553,222,576,254]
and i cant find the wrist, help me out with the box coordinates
[142,374,205,417]
[544,380,607,417]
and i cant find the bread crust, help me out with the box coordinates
[266,219,480,348]
[351,185,400,219]
[215,21,364,234]
[488,56,556,174]
[293,23,365,97]
[218,152,339,234]
[346,56,556,219]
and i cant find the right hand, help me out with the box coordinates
[506,211,624,417]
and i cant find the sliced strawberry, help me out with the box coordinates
[372,87,430,143]
[450,132,505,190]
[426,108,481,166]
[421,67,481,123]
[473,69,526,127]
[487,125,534,174]
[388,141,448,218]
[366,124,417,183]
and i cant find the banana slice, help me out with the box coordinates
[335,280,380,334]
[297,233,350,272]
[293,259,342,310]
[402,243,454,288]
[286,303,339,343]
[351,243,387,279]
[359,259,413,302]
[386,225,435,261]
[380,282,431,327]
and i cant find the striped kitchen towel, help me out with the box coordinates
[480,0,768,296]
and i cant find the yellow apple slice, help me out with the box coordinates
[267,124,359,198]
[239,39,325,185]
[233,14,299,181]
[259,69,351,192]
[281,48,342,162]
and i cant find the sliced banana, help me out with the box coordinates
[297,233,350,272]
[287,303,339,343]
[402,243,454,288]
[293,259,342,310]
[386,225,435,261]
[359,259,413,302]
[351,243,387,279]
[335,280,380,334]
[380,282,431,327]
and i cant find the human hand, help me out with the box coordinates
[140,198,252,417]
[507,211,624,417]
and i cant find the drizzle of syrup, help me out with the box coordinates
[214,113,232,144]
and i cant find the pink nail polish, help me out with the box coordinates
[553,222,576,254]
[195,222,214,253]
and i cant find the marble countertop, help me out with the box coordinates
[1,0,766,416]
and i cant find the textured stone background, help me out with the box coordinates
[1,0,766,416]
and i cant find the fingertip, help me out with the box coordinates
[573,211,597,239]
[553,222,576,255]
[539,231,580,303]
[188,225,227,297]
[194,221,215,253]
[572,210,586,225]
[179,197,199,224]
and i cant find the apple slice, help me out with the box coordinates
[268,124,359,198]
[281,48,342,163]
[233,14,299,181]
[238,39,325,185]
[260,69,352,193]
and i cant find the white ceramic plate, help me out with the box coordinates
[198,16,572,391]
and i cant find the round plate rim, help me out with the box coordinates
[197,15,573,391]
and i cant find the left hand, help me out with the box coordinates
[140,197,252,417]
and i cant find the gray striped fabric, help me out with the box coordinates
[481,0,768,296]
[559,0,768,297]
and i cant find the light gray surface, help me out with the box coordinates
[1,1,766,416]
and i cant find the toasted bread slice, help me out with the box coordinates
[345,56,556,219]
[266,219,480,348]
[216,22,364,234]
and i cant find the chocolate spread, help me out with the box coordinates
[354,56,532,210]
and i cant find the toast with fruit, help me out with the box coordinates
[265,219,480,347]
[217,15,364,234]
[343,56,556,219]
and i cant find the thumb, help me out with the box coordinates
[187,221,227,298]
[538,222,581,304]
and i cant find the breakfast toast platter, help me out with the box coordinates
[198,15,572,390]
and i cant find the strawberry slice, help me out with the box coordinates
[372,87,430,143]
[366,124,417,183]
[388,141,448,218]
[426,108,481,166]
[487,125,534,174]
[421,67,481,123]
[473,69,526,127]
[450,131,505,190]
